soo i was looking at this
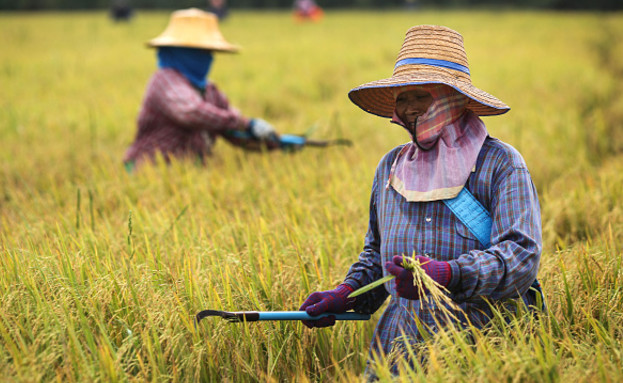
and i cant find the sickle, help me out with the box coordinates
[224,130,352,150]
[195,310,370,326]
[278,134,353,148]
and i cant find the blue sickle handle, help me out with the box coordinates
[277,134,307,147]
[223,130,350,150]
[194,309,370,324]
[224,130,305,145]
[258,311,370,321]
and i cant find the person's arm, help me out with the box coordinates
[298,168,388,327]
[220,118,281,151]
[151,70,249,132]
[447,166,542,303]
[342,173,389,314]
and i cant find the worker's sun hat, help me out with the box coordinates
[348,25,509,117]
[147,8,239,53]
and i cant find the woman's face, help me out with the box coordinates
[395,89,434,126]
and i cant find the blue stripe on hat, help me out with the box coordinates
[394,58,470,75]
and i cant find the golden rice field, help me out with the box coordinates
[1,9,623,382]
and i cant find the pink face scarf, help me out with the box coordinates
[387,84,488,202]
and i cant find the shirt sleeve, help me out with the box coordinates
[343,171,390,313]
[150,70,249,132]
[447,166,543,303]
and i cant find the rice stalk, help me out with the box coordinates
[349,255,462,323]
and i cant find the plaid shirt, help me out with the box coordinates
[124,69,249,166]
[343,136,543,360]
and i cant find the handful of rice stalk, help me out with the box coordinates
[348,255,460,319]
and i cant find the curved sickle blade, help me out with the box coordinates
[195,310,260,326]
[196,309,234,322]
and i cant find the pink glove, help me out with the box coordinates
[298,284,355,328]
[385,255,451,300]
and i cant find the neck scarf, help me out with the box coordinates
[388,85,488,202]
[157,47,213,90]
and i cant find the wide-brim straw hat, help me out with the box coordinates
[147,8,239,53]
[348,25,509,117]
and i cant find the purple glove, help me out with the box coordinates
[385,255,452,300]
[298,284,355,328]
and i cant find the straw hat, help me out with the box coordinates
[147,8,239,53]
[348,25,509,117]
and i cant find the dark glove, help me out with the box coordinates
[248,118,278,141]
[299,284,355,328]
[385,255,451,300]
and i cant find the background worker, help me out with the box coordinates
[299,25,544,377]
[292,0,324,22]
[124,8,279,172]
[207,0,228,20]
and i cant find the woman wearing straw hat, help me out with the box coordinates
[124,8,279,171]
[299,25,544,376]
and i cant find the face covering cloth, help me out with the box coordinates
[388,85,488,202]
[157,46,213,90]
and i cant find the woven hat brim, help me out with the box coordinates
[348,72,510,118]
[147,38,239,53]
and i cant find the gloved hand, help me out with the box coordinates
[299,284,355,328]
[385,255,451,300]
[248,118,278,140]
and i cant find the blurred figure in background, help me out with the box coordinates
[207,0,229,21]
[293,0,324,22]
[404,0,420,10]
[110,0,133,22]
[299,25,544,378]
[124,8,280,172]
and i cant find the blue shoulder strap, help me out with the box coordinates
[443,187,546,311]
[442,187,492,248]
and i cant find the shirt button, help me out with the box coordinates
[425,217,432,223]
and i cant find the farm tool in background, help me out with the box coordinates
[223,127,352,152]
[195,309,369,326]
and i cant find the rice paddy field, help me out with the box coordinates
[1,8,623,382]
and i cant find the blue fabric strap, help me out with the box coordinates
[394,58,470,75]
[443,187,546,311]
[443,187,491,248]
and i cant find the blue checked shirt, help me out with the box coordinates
[342,137,543,359]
